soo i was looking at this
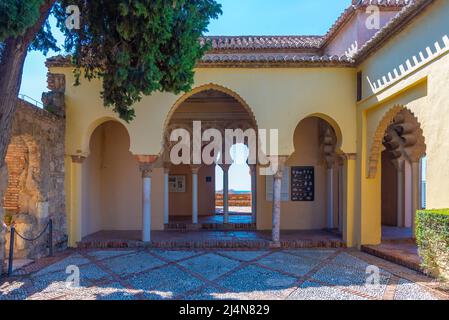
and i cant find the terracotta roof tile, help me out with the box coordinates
[45,0,431,68]
[198,53,354,67]
[200,36,324,50]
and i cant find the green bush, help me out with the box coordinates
[416,209,449,282]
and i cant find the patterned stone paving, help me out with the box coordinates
[1,248,447,300]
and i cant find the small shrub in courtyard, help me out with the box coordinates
[416,209,449,284]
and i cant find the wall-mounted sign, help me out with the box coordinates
[291,166,314,201]
[169,175,186,193]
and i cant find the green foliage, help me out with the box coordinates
[54,0,221,121]
[0,0,45,41]
[29,19,60,54]
[416,209,449,282]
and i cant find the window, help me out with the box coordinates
[357,71,363,101]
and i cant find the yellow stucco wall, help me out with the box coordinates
[53,67,357,158]
[60,1,449,248]
[57,65,357,245]
[257,117,341,231]
[357,0,449,245]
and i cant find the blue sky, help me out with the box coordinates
[19,0,352,191]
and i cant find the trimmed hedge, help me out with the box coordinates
[416,209,449,281]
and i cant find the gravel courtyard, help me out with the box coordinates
[1,248,446,300]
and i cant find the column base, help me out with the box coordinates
[269,241,282,249]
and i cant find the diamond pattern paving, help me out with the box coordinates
[0,249,445,300]
[257,252,321,277]
[178,253,240,280]
[217,264,298,300]
[101,251,165,276]
[128,265,205,299]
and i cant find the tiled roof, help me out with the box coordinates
[321,0,412,47]
[200,36,323,51]
[46,0,431,68]
[198,53,354,67]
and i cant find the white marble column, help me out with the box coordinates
[271,156,287,247]
[220,164,230,224]
[191,166,200,224]
[396,159,405,227]
[163,167,169,225]
[411,161,420,237]
[141,168,152,242]
[136,155,158,243]
[327,166,334,230]
[249,164,257,224]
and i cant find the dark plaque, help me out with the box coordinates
[291,166,315,201]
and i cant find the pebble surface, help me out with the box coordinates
[0,248,444,300]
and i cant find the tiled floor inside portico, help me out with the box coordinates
[169,207,254,226]
[170,214,253,225]
[1,248,446,300]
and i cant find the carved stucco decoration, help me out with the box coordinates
[368,106,426,178]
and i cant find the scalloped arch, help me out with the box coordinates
[367,105,426,179]
[159,83,259,159]
[162,83,258,135]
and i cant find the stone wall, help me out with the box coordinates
[1,97,66,267]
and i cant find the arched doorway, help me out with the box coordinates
[83,121,141,239]
[380,108,426,240]
[163,88,257,228]
[285,116,343,234]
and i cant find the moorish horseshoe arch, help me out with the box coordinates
[367,105,426,179]
[298,112,344,154]
[160,83,259,159]
[82,117,131,157]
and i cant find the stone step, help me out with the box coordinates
[77,238,346,250]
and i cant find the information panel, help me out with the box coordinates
[291,166,314,201]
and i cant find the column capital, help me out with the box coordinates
[140,166,153,178]
[343,153,357,161]
[190,165,202,175]
[71,155,86,164]
[273,155,288,180]
[135,155,158,178]
[325,156,335,169]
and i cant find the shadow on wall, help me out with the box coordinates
[84,121,141,238]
